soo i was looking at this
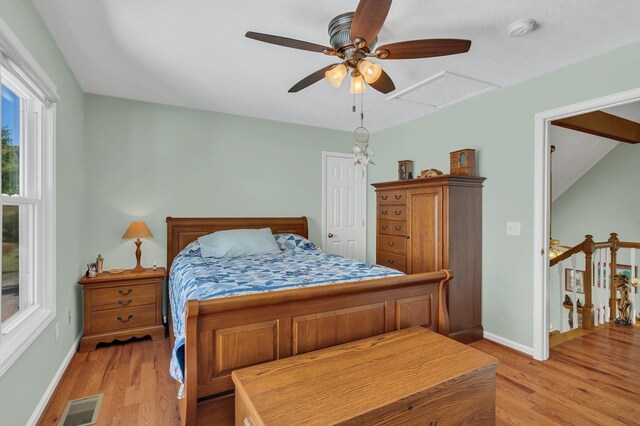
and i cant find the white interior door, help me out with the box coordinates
[323,152,366,261]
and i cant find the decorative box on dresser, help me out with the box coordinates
[373,175,485,343]
[78,268,166,352]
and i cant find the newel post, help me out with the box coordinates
[583,235,594,330]
[609,233,620,321]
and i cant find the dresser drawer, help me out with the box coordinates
[378,235,406,255]
[91,305,157,334]
[91,283,157,311]
[378,206,406,221]
[377,252,406,271]
[378,220,406,236]
[377,190,406,205]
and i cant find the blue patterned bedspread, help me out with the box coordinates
[169,242,403,386]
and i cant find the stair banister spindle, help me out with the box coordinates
[593,249,600,327]
[609,233,619,321]
[602,250,611,322]
[571,255,578,330]
[558,261,565,333]
[598,248,605,324]
[583,235,594,330]
[631,249,636,324]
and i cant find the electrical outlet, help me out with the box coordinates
[55,323,60,342]
[68,309,71,324]
[506,221,521,236]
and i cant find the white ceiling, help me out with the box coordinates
[33,0,640,132]
[551,102,640,201]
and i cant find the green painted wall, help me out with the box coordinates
[367,41,640,349]
[83,94,352,271]
[553,143,640,245]
[0,1,85,425]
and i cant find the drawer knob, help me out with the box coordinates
[118,289,133,296]
[388,259,395,264]
[117,314,134,323]
[118,299,133,306]
[381,195,388,200]
[395,194,402,200]
[381,209,388,215]
[395,225,402,231]
[394,210,402,215]
[405,235,410,239]
[408,404,414,411]
[381,224,388,229]
[388,241,395,247]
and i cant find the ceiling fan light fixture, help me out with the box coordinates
[358,60,382,84]
[349,73,366,94]
[324,63,348,88]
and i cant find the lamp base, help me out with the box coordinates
[131,265,146,273]
[132,239,145,273]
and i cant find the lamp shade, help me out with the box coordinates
[122,221,153,239]
[357,60,382,84]
[349,74,366,94]
[324,63,348,88]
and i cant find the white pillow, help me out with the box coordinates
[198,228,280,258]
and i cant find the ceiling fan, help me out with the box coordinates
[245,0,472,94]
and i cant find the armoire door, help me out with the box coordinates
[406,187,444,274]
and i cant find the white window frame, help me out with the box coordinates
[0,16,57,377]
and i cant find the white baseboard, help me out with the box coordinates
[27,333,81,426]
[483,331,534,357]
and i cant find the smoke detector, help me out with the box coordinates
[507,19,536,38]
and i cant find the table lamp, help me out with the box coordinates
[122,221,153,273]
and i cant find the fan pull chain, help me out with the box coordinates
[360,91,364,127]
[352,89,356,113]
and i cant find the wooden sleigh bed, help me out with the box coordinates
[166,216,453,425]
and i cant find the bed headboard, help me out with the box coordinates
[165,216,309,271]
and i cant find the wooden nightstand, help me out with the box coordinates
[78,267,166,352]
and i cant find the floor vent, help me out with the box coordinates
[58,394,103,426]
[387,71,499,109]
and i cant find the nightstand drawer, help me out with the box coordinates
[91,305,157,333]
[91,282,157,311]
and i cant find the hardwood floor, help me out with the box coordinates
[471,324,640,425]
[40,325,640,425]
[548,323,609,348]
[38,338,180,426]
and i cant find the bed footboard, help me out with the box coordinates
[179,270,452,425]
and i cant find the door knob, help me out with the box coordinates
[328,233,334,238]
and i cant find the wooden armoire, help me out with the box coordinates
[373,175,485,343]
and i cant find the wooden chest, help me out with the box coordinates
[232,327,498,426]
[78,268,166,351]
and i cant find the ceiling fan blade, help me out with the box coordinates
[289,64,338,93]
[377,39,471,60]
[245,31,331,53]
[369,70,395,94]
[350,0,392,46]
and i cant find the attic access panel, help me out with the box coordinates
[387,71,498,109]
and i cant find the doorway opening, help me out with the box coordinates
[533,88,640,360]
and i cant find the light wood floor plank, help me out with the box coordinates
[39,325,640,425]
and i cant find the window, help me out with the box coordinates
[0,70,40,327]
[0,16,57,376]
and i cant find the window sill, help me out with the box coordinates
[0,306,54,377]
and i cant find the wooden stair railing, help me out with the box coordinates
[550,233,638,330]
